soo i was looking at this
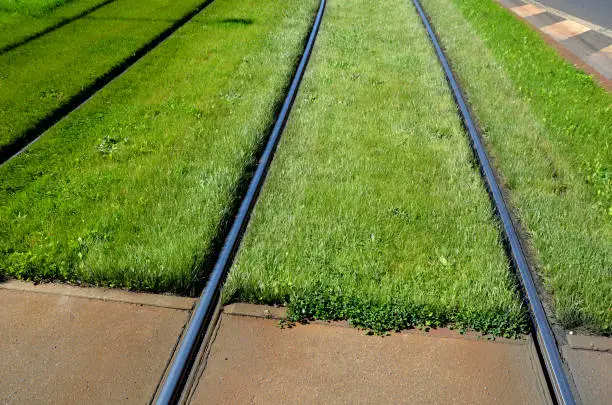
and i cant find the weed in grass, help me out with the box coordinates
[422,0,611,334]
[225,0,527,336]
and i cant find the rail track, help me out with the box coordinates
[0,0,215,166]
[410,0,577,404]
[1,0,580,403]
[151,0,580,404]
[152,0,326,402]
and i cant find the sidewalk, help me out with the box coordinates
[498,0,612,82]
[0,280,194,404]
[186,304,553,405]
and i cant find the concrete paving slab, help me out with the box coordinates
[562,345,612,405]
[561,29,612,59]
[586,49,612,79]
[525,11,566,28]
[0,279,196,310]
[512,4,546,18]
[541,20,590,41]
[0,286,191,404]
[190,308,553,405]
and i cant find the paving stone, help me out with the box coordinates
[190,309,553,405]
[0,287,190,404]
[541,20,590,41]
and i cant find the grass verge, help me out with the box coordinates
[422,0,611,334]
[0,0,212,155]
[0,0,319,293]
[224,0,527,336]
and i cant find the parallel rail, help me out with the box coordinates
[154,0,327,403]
[411,0,576,404]
[0,0,215,167]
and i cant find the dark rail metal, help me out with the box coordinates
[154,0,327,403]
[410,0,576,404]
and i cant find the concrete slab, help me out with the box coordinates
[586,49,612,79]
[512,4,546,18]
[0,286,191,404]
[562,345,612,405]
[561,29,612,59]
[525,11,566,28]
[0,279,196,310]
[541,20,590,41]
[190,308,553,405]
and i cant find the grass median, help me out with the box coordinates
[0,0,73,15]
[0,0,113,50]
[0,0,211,155]
[224,0,526,336]
[0,0,319,293]
[421,0,611,334]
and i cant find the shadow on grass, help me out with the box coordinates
[218,18,253,25]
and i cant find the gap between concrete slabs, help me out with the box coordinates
[187,303,553,405]
[0,280,195,404]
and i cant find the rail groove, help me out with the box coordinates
[0,0,215,167]
[152,0,326,403]
[411,0,577,404]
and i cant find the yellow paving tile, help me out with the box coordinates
[541,20,590,41]
[598,44,612,57]
[511,4,545,18]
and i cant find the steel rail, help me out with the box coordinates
[410,0,576,404]
[0,0,216,167]
[154,0,327,403]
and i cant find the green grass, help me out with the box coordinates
[0,0,319,293]
[421,0,611,334]
[0,0,105,49]
[224,0,527,336]
[0,0,73,15]
[0,0,211,154]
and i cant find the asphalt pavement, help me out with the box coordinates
[534,0,612,30]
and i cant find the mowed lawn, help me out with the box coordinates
[422,0,611,334]
[0,0,208,155]
[225,0,526,336]
[0,0,319,293]
[0,0,72,15]
[0,0,106,49]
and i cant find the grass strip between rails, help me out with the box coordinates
[422,0,611,334]
[0,0,320,293]
[0,0,73,15]
[224,0,527,336]
[0,0,214,155]
[0,0,105,48]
